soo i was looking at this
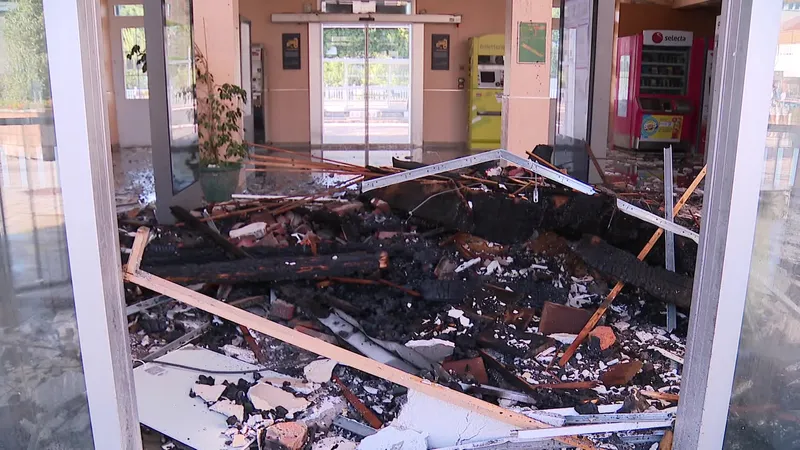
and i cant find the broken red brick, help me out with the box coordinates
[258,233,281,248]
[377,231,400,240]
[331,202,364,216]
[269,298,296,321]
[443,357,489,384]
[370,198,391,214]
[504,307,535,330]
[250,211,277,225]
[294,325,338,345]
[600,360,643,386]
[589,326,616,350]
[538,302,593,335]
[265,422,307,450]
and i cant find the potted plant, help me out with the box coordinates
[194,47,249,202]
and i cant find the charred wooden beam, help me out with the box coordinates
[571,236,693,309]
[170,206,251,259]
[145,252,385,284]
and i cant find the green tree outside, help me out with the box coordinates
[322,27,409,88]
[1,0,50,108]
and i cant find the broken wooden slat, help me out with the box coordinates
[332,375,383,429]
[170,206,251,259]
[659,429,674,450]
[558,165,707,367]
[640,391,680,403]
[126,227,150,274]
[146,253,383,284]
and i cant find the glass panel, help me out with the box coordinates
[640,46,689,96]
[723,2,800,448]
[554,0,593,181]
[122,27,149,99]
[163,0,198,193]
[367,25,410,145]
[0,0,93,448]
[114,4,144,16]
[322,25,366,145]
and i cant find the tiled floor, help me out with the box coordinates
[111,144,471,204]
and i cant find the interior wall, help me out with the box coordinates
[618,3,719,38]
[239,0,310,145]
[194,0,241,86]
[418,0,506,145]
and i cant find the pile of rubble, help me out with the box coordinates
[121,151,704,450]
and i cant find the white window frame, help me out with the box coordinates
[675,0,783,448]
[43,0,141,448]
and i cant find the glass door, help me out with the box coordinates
[321,25,411,146]
[322,25,367,145]
[367,26,412,145]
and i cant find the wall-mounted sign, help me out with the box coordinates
[282,33,301,70]
[640,114,683,142]
[643,30,694,47]
[518,22,547,64]
[431,34,450,70]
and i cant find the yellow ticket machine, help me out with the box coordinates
[468,34,505,151]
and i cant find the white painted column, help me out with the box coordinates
[43,0,141,448]
[502,0,552,156]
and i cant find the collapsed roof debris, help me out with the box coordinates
[121,147,706,449]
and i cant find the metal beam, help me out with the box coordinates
[616,198,700,243]
[360,149,597,195]
[272,13,461,24]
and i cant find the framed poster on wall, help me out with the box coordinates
[518,22,547,63]
[431,34,450,70]
[282,33,301,70]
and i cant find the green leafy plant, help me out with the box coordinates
[126,43,147,73]
[194,47,248,167]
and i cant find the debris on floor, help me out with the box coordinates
[122,148,705,449]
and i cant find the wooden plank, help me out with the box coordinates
[558,166,707,367]
[659,429,674,450]
[126,227,151,274]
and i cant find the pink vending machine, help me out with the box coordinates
[613,30,709,152]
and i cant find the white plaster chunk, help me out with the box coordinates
[392,390,516,448]
[358,426,428,450]
[248,382,310,414]
[210,399,244,422]
[455,257,481,273]
[404,339,455,362]
[304,358,338,384]
[549,333,578,345]
[221,345,258,364]
[192,383,226,403]
[230,222,267,239]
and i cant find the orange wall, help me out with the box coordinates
[195,0,241,86]
[419,0,506,144]
[618,3,719,38]
[239,0,310,144]
[239,0,505,145]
